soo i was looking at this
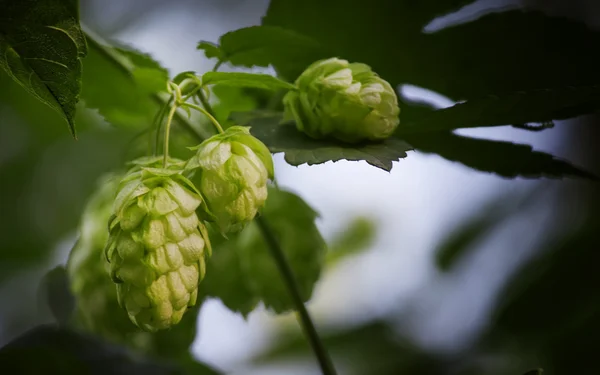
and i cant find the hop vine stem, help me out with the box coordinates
[255,216,337,375]
[82,26,336,375]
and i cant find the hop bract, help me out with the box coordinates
[105,165,211,332]
[283,57,400,143]
[186,126,274,234]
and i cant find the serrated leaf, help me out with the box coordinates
[404,131,597,180]
[232,110,412,172]
[0,0,88,137]
[399,85,600,135]
[199,26,328,80]
[202,71,296,91]
[81,29,168,129]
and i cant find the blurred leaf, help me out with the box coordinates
[81,28,167,129]
[0,325,184,375]
[38,266,74,326]
[398,85,600,135]
[202,71,296,91]
[232,110,412,172]
[116,46,169,93]
[404,131,597,179]
[327,217,377,266]
[202,188,325,314]
[198,26,327,79]
[435,187,544,270]
[522,370,543,375]
[0,0,87,137]
[201,227,260,317]
[255,320,444,375]
[196,41,225,61]
[242,187,326,313]
[212,85,259,126]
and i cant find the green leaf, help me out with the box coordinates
[398,85,600,135]
[81,29,168,129]
[404,131,597,180]
[38,266,75,326]
[201,227,260,317]
[522,369,544,375]
[212,85,260,126]
[326,217,376,266]
[202,71,296,91]
[196,41,225,61]
[243,187,326,313]
[202,188,326,314]
[0,0,88,137]
[198,26,328,80]
[232,110,413,172]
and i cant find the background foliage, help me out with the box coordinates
[0,0,598,374]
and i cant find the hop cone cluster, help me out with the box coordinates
[67,173,147,345]
[186,126,274,234]
[105,165,211,332]
[283,57,400,143]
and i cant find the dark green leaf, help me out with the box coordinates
[404,131,597,180]
[0,0,88,137]
[38,266,75,326]
[233,110,413,172]
[81,29,168,129]
[522,370,543,375]
[200,227,260,317]
[212,85,259,126]
[199,26,328,80]
[399,85,600,135]
[202,71,296,91]
[0,325,184,375]
[201,188,325,314]
[258,1,600,127]
[243,188,326,313]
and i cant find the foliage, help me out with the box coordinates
[1,0,599,374]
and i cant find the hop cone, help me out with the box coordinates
[105,165,211,332]
[283,57,400,143]
[186,126,274,234]
[67,173,147,345]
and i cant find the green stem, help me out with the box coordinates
[162,103,178,168]
[153,97,173,155]
[196,89,218,125]
[255,216,337,375]
[181,102,224,134]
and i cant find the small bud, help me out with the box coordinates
[283,57,400,143]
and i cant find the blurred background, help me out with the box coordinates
[1,0,599,374]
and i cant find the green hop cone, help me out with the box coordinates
[67,173,147,345]
[105,165,211,332]
[186,126,274,234]
[283,57,400,143]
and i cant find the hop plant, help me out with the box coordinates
[186,126,274,234]
[105,163,211,332]
[67,173,149,346]
[283,57,400,143]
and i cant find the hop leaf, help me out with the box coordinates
[105,165,211,332]
[186,126,274,234]
[67,173,148,345]
[283,57,400,143]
